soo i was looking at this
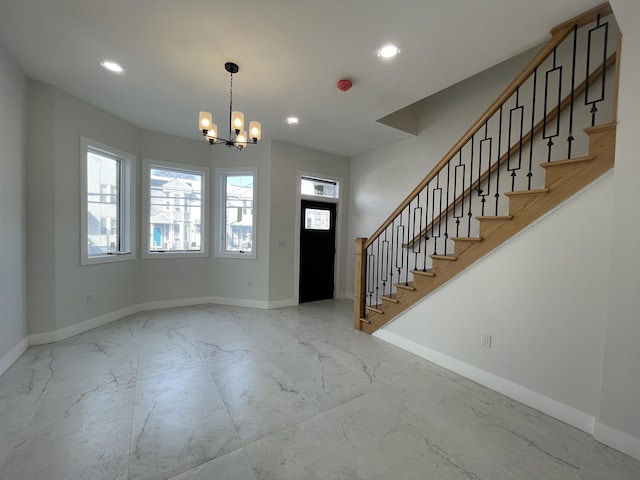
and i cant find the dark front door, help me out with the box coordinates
[299,200,337,303]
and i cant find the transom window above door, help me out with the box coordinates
[300,176,339,199]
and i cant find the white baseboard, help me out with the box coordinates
[28,295,292,347]
[208,296,271,309]
[137,296,217,312]
[0,337,29,377]
[267,298,297,309]
[29,305,139,345]
[373,329,596,435]
[594,421,640,461]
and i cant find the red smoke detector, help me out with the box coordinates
[336,78,353,92]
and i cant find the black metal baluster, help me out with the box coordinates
[366,246,375,308]
[404,204,411,285]
[567,25,578,159]
[375,236,381,306]
[454,148,465,237]
[422,184,430,271]
[389,218,396,294]
[543,48,563,162]
[495,104,503,215]
[444,161,451,255]
[412,193,423,268]
[528,68,537,190]
[508,89,525,192]
[478,122,492,216]
[468,134,475,235]
[586,14,609,127]
[395,212,405,286]
[431,174,442,255]
[381,230,389,298]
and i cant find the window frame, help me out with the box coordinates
[142,158,210,259]
[214,166,257,260]
[80,137,136,266]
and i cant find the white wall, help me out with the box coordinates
[0,44,27,369]
[380,173,613,430]
[138,130,213,304]
[597,0,640,459]
[210,140,272,304]
[270,140,349,303]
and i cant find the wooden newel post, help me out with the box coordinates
[353,237,367,330]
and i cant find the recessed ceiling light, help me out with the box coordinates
[377,44,400,59]
[286,116,299,125]
[100,60,124,73]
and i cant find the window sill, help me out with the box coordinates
[82,252,135,266]
[142,250,209,260]
[214,251,256,260]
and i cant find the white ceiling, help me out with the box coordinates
[0,0,606,158]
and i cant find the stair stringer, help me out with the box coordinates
[359,123,616,335]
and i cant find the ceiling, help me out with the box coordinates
[0,0,606,158]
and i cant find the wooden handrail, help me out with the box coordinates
[363,3,612,250]
[404,52,617,248]
[550,2,612,35]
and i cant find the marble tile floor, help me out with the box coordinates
[1,299,639,480]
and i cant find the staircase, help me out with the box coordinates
[354,3,619,334]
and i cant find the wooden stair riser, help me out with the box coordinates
[450,238,482,256]
[505,190,549,217]
[477,217,513,238]
[543,156,614,200]
[430,256,457,274]
[542,157,595,188]
[586,124,617,159]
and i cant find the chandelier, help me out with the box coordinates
[198,62,261,150]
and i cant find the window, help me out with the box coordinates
[215,167,256,259]
[301,175,339,199]
[81,137,135,265]
[142,159,210,258]
[305,208,331,230]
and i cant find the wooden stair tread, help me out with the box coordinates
[365,305,383,314]
[411,269,435,277]
[395,282,416,291]
[430,254,457,261]
[381,294,399,303]
[476,215,513,221]
[584,122,616,134]
[450,237,482,242]
[504,188,549,197]
[540,155,594,168]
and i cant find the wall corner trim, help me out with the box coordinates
[594,421,640,461]
[373,329,596,435]
[0,337,30,377]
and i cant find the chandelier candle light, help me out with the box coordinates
[198,62,261,150]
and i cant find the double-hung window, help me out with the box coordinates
[81,137,135,265]
[142,159,210,258]
[215,167,256,258]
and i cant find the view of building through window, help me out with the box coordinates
[87,150,120,255]
[148,167,203,252]
[301,176,339,198]
[224,174,254,253]
[304,208,331,230]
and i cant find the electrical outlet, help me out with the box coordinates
[86,292,94,304]
[480,332,492,348]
